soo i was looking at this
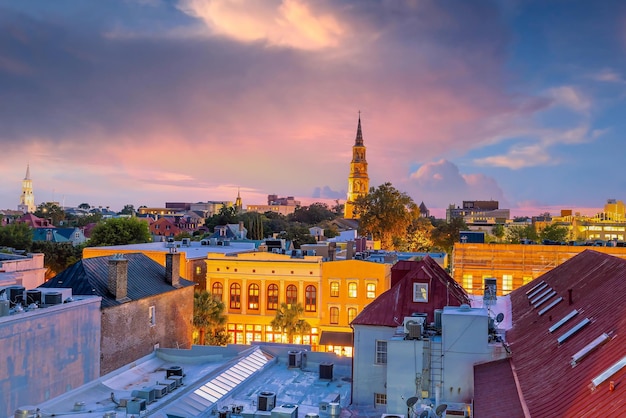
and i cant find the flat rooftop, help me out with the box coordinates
[87,240,257,260]
[31,344,359,418]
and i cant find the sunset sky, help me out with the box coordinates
[1,0,625,217]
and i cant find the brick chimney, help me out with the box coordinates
[108,254,128,301]
[166,251,181,288]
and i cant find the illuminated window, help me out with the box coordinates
[230,283,241,309]
[227,323,244,344]
[245,324,262,344]
[375,340,387,364]
[305,285,316,312]
[374,393,387,405]
[348,307,357,324]
[503,275,513,293]
[413,283,428,302]
[267,284,278,310]
[366,283,376,299]
[463,274,473,290]
[265,325,282,343]
[195,266,202,275]
[330,281,339,297]
[248,284,259,310]
[212,282,223,300]
[149,305,156,327]
[286,284,297,306]
[348,282,357,298]
[330,307,339,324]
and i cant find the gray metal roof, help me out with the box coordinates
[39,253,194,308]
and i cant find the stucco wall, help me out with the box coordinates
[100,286,194,375]
[351,324,396,406]
[0,253,46,289]
[0,297,101,418]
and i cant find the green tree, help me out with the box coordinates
[431,217,468,254]
[270,302,312,344]
[0,223,33,250]
[492,224,505,243]
[34,202,66,226]
[289,203,336,225]
[539,224,569,242]
[88,217,151,246]
[205,206,238,233]
[119,204,136,216]
[353,182,419,250]
[264,212,289,236]
[31,241,83,279]
[404,217,434,252]
[193,290,229,346]
[239,212,268,240]
[278,225,317,249]
[505,225,538,244]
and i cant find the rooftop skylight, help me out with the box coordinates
[538,297,563,316]
[557,318,590,345]
[527,282,548,299]
[549,310,578,333]
[571,333,610,367]
[591,355,626,389]
[530,288,553,305]
[533,290,557,308]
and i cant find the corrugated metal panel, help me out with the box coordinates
[501,250,626,417]
[352,256,469,327]
[39,253,194,308]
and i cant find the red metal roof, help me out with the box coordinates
[351,256,469,327]
[475,250,626,417]
[473,358,526,418]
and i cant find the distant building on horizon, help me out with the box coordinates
[17,164,36,213]
[344,115,369,219]
[246,194,300,216]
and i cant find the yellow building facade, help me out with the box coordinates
[205,252,391,356]
[453,242,626,296]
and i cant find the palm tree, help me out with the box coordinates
[193,290,228,345]
[270,302,312,344]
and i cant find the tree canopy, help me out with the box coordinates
[0,223,33,251]
[354,182,419,250]
[87,217,151,246]
[34,202,65,226]
[193,290,229,346]
[270,302,311,344]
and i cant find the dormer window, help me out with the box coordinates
[413,283,428,302]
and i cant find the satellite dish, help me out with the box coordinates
[419,411,429,418]
[406,396,419,408]
[435,404,448,417]
[495,312,505,323]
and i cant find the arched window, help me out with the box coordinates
[348,282,357,298]
[348,308,357,324]
[230,283,241,309]
[330,307,339,324]
[286,284,297,306]
[305,285,316,312]
[330,282,339,297]
[248,283,260,310]
[267,284,279,310]
[366,283,376,299]
[212,282,223,300]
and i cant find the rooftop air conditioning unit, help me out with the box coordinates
[403,316,425,334]
[167,375,183,388]
[152,384,169,398]
[126,399,147,415]
[271,404,298,418]
[181,238,191,247]
[407,322,422,340]
[158,379,176,392]
[381,415,405,418]
[288,350,302,368]
[258,391,276,411]
[131,387,156,404]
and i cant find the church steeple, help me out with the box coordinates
[344,113,369,219]
[18,164,36,213]
[234,188,243,213]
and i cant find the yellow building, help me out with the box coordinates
[205,252,391,356]
[453,242,626,296]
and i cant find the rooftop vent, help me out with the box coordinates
[258,391,276,411]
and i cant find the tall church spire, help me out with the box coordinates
[344,113,369,219]
[18,164,36,213]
